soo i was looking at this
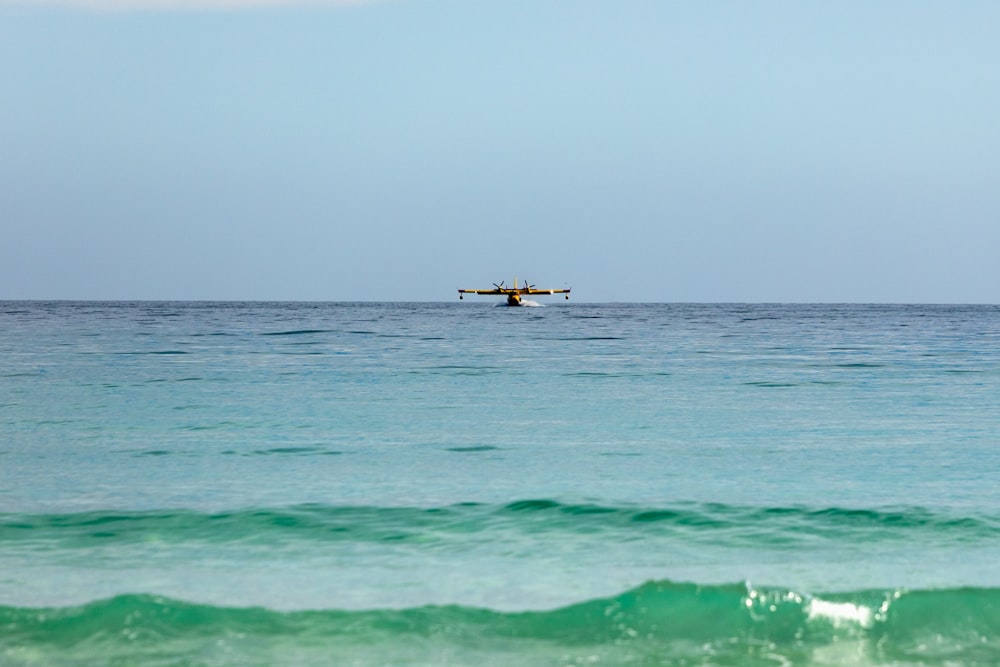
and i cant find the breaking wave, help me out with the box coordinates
[2,581,999,666]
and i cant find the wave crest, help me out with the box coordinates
[4,501,996,547]
[2,582,1000,666]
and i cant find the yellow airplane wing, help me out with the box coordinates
[524,288,571,295]
[458,281,571,300]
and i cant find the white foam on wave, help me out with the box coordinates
[807,598,874,628]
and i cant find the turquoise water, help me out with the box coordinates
[2,302,999,665]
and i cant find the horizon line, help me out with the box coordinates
[2,299,997,306]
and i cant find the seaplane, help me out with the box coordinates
[458,278,571,306]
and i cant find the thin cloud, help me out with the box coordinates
[0,0,379,9]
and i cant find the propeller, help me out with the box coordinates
[493,281,505,290]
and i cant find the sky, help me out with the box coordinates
[1,0,998,302]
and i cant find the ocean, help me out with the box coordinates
[1,301,998,666]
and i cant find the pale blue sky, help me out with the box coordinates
[2,0,998,302]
